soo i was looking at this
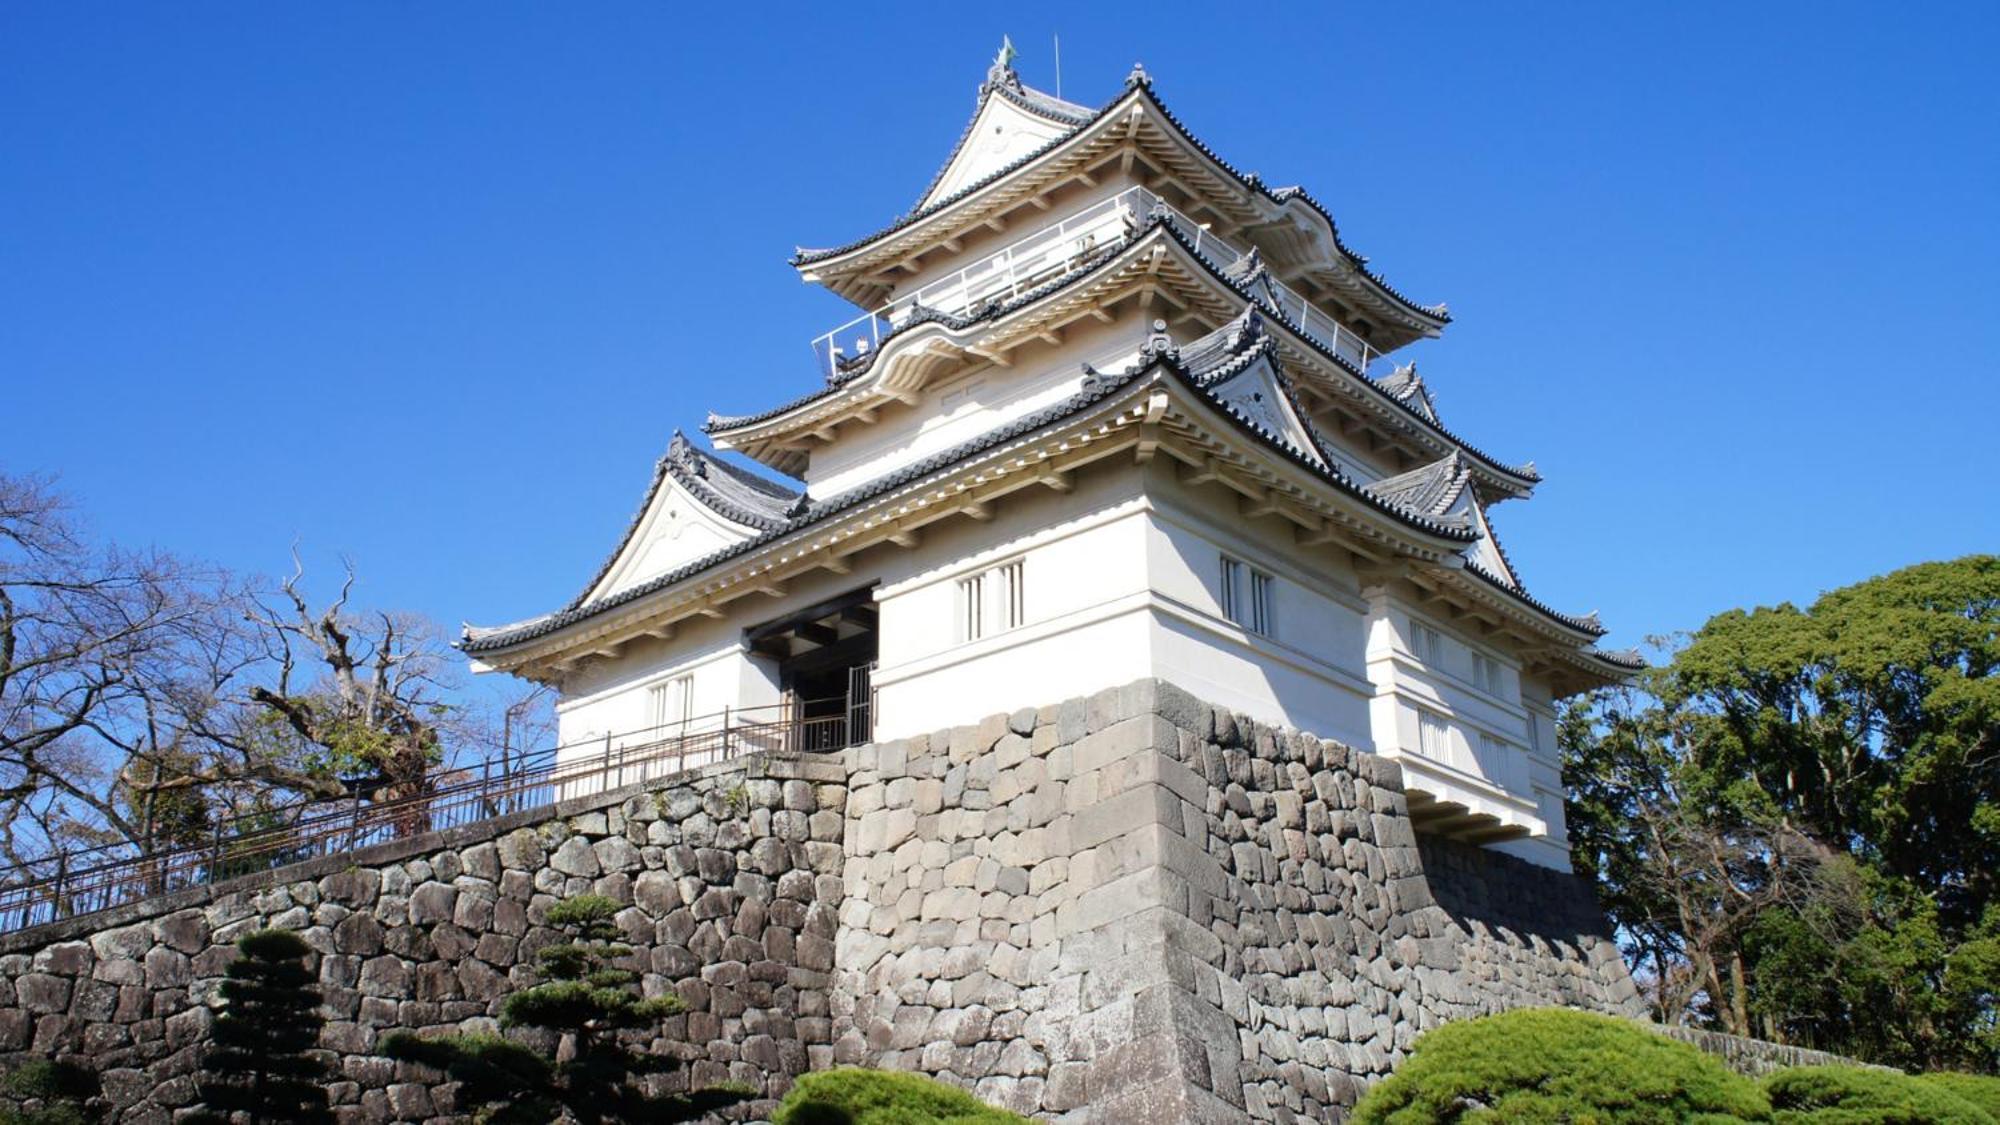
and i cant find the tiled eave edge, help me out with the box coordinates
[470,362,1607,684]
[1413,561,1645,696]
[465,365,1491,674]
[556,443,800,620]
[908,77,1098,215]
[466,381,1166,672]
[722,218,1537,499]
[793,82,1447,335]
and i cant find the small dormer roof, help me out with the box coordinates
[1365,451,1473,519]
[1379,363,1438,423]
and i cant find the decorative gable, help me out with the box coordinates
[916,52,1093,211]
[1204,354,1329,471]
[580,433,797,605]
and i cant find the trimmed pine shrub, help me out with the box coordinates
[383,893,748,1124]
[1919,1075,2000,1121]
[189,928,331,1125]
[772,1068,1029,1125]
[1350,1008,1771,1124]
[1763,1065,1995,1124]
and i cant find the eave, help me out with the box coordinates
[722,220,1536,498]
[468,360,1495,677]
[794,82,1447,350]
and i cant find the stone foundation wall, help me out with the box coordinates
[2,679,1644,1123]
[1651,1025,1882,1077]
[831,680,1641,1122]
[0,753,847,1124]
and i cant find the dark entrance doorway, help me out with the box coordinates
[745,586,878,750]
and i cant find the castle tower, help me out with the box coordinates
[462,52,1638,874]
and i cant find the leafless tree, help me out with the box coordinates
[1,472,543,891]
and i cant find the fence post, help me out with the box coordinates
[52,854,68,922]
[722,706,732,761]
[208,819,225,885]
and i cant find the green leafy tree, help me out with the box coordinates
[1349,1008,1770,1123]
[0,1058,100,1125]
[1565,555,2000,1070]
[383,893,749,1124]
[189,928,332,1124]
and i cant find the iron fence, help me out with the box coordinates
[0,698,862,935]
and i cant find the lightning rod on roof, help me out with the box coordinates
[1054,33,1062,99]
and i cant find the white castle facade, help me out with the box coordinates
[463,54,1637,874]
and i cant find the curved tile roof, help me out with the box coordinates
[793,73,1448,329]
[1366,452,1471,517]
[727,217,1539,492]
[536,431,801,627]
[909,64,1097,212]
[467,343,1496,655]
[1378,364,1438,423]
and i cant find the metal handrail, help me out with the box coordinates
[808,186,1383,381]
[0,698,863,935]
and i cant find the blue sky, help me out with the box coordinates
[3,3,1995,663]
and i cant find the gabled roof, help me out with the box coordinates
[1379,363,1438,423]
[492,431,801,634]
[1366,451,1473,519]
[1174,308,1334,471]
[466,344,1498,656]
[792,69,1448,337]
[1465,498,1524,591]
[912,58,1095,211]
[723,214,1538,494]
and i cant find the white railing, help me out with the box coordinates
[808,188,1384,382]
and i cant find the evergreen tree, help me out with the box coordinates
[190,928,332,1124]
[384,893,750,1124]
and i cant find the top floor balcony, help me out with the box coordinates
[810,185,1385,383]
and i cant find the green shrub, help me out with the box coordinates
[772,1068,1029,1125]
[1763,1065,1994,1124]
[0,1059,100,1125]
[1350,1008,1771,1124]
[1920,1075,2000,1120]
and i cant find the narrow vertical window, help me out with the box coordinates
[997,560,1025,630]
[1250,569,1274,636]
[1527,712,1544,754]
[958,573,985,641]
[1220,556,1243,624]
[1473,654,1502,694]
[649,674,692,734]
[1412,620,1441,664]
[1418,709,1452,764]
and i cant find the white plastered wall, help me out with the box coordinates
[805,317,1144,498]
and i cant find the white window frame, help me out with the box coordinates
[648,674,693,735]
[1473,653,1503,695]
[1250,569,1274,636]
[957,572,986,642]
[1412,619,1445,666]
[995,559,1025,631]
[1417,708,1453,765]
[1220,554,1275,637]
[957,557,1027,643]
